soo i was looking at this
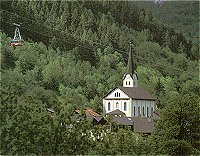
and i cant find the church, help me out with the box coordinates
[103,44,156,118]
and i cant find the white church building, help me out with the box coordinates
[103,44,156,118]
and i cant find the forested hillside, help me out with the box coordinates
[133,1,199,44]
[1,1,199,155]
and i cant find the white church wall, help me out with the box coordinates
[123,74,134,87]
[118,99,132,117]
[105,88,129,99]
[131,99,155,117]
[103,88,156,117]
[103,98,131,116]
[123,74,138,87]
[103,99,106,114]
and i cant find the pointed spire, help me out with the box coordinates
[127,42,134,75]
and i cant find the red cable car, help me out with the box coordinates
[10,23,24,47]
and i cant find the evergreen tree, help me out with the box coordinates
[151,94,200,155]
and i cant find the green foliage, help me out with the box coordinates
[1,86,93,155]
[89,126,138,155]
[133,1,199,45]
[150,94,200,155]
[0,1,199,154]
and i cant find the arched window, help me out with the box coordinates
[108,102,111,111]
[116,102,119,109]
[134,106,136,116]
[124,102,127,111]
[129,81,130,85]
[147,107,149,117]
[143,107,145,116]
[115,92,120,97]
[126,81,127,85]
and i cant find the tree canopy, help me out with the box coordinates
[0,1,199,155]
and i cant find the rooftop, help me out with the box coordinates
[118,86,156,100]
[106,109,126,116]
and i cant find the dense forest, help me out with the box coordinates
[1,0,199,155]
[133,1,199,44]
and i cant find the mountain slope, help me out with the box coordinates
[133,1,199,44]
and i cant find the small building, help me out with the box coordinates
[75,108,105,124]
[104,109,156,134]
[103,44,156,118]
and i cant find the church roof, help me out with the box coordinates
[118,86,156,100]
[106,109,126,116]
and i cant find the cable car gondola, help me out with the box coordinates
[10,23,24,47]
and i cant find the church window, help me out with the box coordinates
[134,106,136,116]
[129,81,130,85]
[151,107,154,116]
[108,102,111,111]
[138,107,140,115]
[116,102,119,109]
[115,92,120,97]
[124,102,127,111]
[147,107,149,117]
[126,81,127,85]
[143,107,145,116]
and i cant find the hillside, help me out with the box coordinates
[1,1,199,155]
[133,1,199,44]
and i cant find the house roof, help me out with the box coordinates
[131,117,154,133]
[108,115,155,133]
[75,108,100,117]
[85,108,100,117]
[75,108,103,123]
[112,117,133,125]
[106,109,126,116]
[118,86,156,100]
[153,110,160,120]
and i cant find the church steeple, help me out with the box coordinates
[123,42,138,87]
[127,43,134,75]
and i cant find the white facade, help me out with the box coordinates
[103,88,132,116]
[123,74,138,87]
[103,88,155,117]
[132,100,155,117]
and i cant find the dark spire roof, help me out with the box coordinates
[127,43,134,75]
